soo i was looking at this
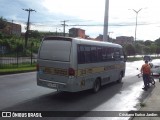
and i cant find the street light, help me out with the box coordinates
[129,8,143,44]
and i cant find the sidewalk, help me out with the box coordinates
[132,79,160,120]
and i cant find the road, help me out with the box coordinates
[0,60,156,120]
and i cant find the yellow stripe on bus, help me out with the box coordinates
[40,64,125,77]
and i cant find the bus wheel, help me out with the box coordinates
[117,73,123,83]
[93,79,101,93]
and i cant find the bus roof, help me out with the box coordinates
[43,36,122,48]
[73,37,122,48]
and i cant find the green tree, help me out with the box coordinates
[144,40,152,46]
[155,38,160,46]
[156,46,160,56]
[135,43,143,54]
[0,32,3,39]
[0,17,7,29]
[143,46,151,55]
[150,44,157,55]
[136,40,144,45]
[29,30,41,38]
[124,44,135,56]
[15,42,23,52]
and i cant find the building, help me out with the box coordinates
[95,34,103,41]
[0,22,21,36]
[95,34,115,42]
[69,28,85,38]
[115,36,134,45]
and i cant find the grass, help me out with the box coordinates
[127,57,143,62]
[0,63,36,75]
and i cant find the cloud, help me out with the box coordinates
[1,0,160,40]
[0,0,39,21]
[42,0,105,22]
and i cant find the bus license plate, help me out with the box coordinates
[47,83,57,88]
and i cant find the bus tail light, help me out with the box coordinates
[68,68,75,76]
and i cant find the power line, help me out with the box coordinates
[6,18,159,27]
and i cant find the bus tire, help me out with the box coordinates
[117,72,123,83]
[93,79,101,93]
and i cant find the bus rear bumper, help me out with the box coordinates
[37,78,84,92]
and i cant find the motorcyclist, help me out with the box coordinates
[140,60,151,91]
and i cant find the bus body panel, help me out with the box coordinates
[37,36,126,92]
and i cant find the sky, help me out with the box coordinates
[0,0,160,41]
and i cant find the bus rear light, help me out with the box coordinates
[68,68,75,76]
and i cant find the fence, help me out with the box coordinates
[0,45,37,68]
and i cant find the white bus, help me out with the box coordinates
[37,36,126,92]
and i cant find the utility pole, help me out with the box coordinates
[61,20,68,37]
[22,8,36,48]
[103,0,109,42]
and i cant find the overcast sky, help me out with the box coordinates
[0,0,160,41]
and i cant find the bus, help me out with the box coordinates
[37,36,126,92]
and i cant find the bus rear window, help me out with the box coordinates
[39,40,71,62]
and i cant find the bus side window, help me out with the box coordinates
[102,47,107,61]
[106,47,114,61]
[114,48,120,61]
[114,48,124,61]
[84,46,91,63]
[78,45,85,64]
[120,49,125,61]
[90,46,97,63]
[97,47,102,62]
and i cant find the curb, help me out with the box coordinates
[129,89,153,120]
[130,79,160,120]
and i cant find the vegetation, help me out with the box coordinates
[123,39,160,57]
[0,34,40,56]
[0,17,7,29]
[0,63,36,75]
[1,16,160,74]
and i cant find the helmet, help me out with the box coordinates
[149,63,153,68]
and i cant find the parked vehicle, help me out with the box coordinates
[149,62,160,74]
[143,55,152,61]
